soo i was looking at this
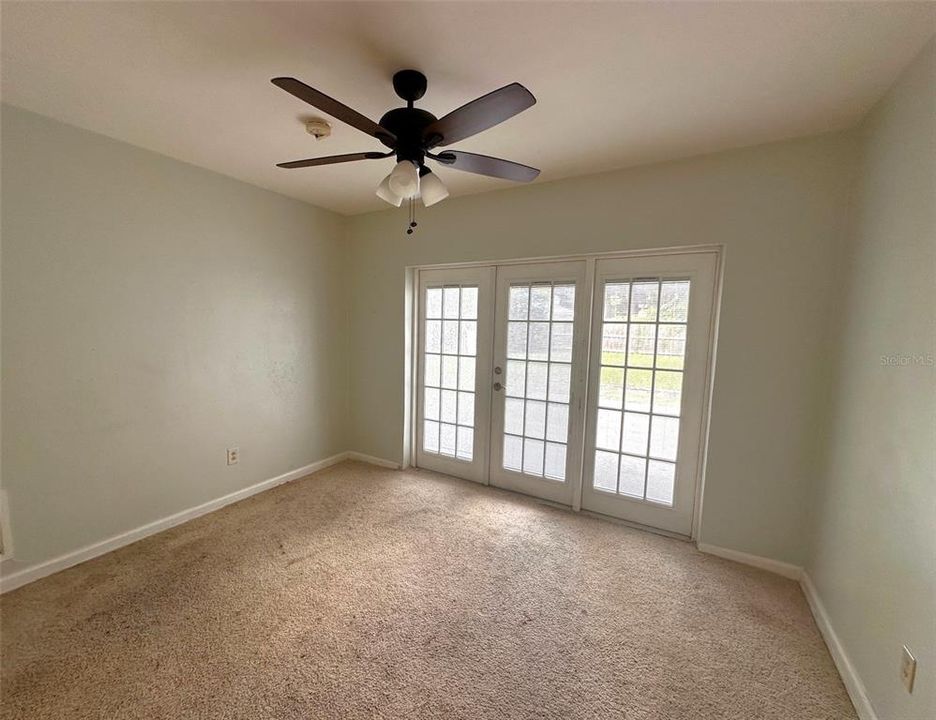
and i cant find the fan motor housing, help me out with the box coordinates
[379,107,438,162]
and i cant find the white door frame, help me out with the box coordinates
[407,245,723,540]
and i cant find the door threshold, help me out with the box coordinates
[575,508,691,542]
[416,463,691,543]
[539,496,690,542]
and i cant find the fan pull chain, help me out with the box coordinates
[405,197,418,235]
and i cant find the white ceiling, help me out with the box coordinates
[2,2,934,215]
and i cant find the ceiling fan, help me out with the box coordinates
[271,70,540,213]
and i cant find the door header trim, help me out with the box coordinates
[406,243,724,272]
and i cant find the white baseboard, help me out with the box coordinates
[696,546,873,718]
[0,452,350,594]
[345,451,401,469]
[697,542,803,580]
[800,572,878,720]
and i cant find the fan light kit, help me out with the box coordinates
[272,69,539,234]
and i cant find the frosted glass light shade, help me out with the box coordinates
[376,175,403,206]
[420,170,449,207]
[388,160,420,198]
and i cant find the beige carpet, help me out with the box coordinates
[1,461,855,719]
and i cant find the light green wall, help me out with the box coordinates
[807,39,936,720]
[347,131,858,566]
[1,106,350,574]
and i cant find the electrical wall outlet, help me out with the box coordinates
[227,447,239,466]
[900,645,917,693]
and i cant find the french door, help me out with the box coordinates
[488,261,589,504]
[415,251,718,537]
[580,253,717,534]
[415,266,494,483]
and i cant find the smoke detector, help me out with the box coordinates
[305,118,331,140]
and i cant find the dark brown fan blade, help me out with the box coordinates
[272,77,396,145]
[423,83,535,147]
[276,151,391,169]
[433,151,539,182]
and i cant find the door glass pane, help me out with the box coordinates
[526,362,548,400]
[529,286,552,320]
[552,284,575,321]
[598,367,624,408]
[426,289,443,318]
[441,356,458,389]
[618,455,646,498]
[630,282,659,321]
[544,443,567,480]
[442,320,458,353]
[505,397,525,435]
[440,423,457,456]
[505,360,526,397]
[591,278,691,506]
[424,388,440,421]
[601,323,627,364]
[440,389,457,423]
[624,369,652,412]
[593,450,618,491]
[443,287,460,319]
[424,420,439,453]
[646,460,676,505]
[503,435,523,471]
[656,324,686,369]
[659,281,690,322]
[509,286,530,320]
[456,427,474,461]
[621,412,649,455]
[528,322,550,360]
[501,281,576,481]
[522,438,545,475]
[596,409,621,451]
[550,322,574,363]
[458,357,475,391]
[627,325,656,367]
[547,363,571,403]
[603,284,630,321]
[524,400,547,439]
[457,392,474,425]
[545,403,569,443]
[650,416,680,461]
[423,284,478,462]
[460,287,479,319]
[459,321,477,356]
[507,322,527,358]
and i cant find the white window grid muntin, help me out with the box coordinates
[593,277,691,505]
[502,281,575,481]
[423,284,478,462]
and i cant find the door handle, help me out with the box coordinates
[493,382,503,391]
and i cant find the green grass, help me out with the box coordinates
[598,357,683,414]
[600,353,684,391]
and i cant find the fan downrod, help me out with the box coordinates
[392,69,427,104]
